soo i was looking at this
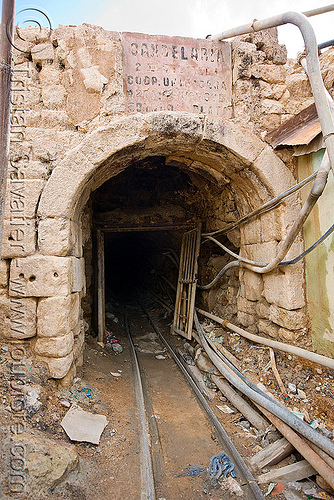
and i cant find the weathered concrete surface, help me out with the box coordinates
[298,149,334,357]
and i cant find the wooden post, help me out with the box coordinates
[97,229,105,343]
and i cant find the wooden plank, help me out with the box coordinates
[97,229,105,343]
[249,438,294,470]
[173,224,201,339]
[257,460,316,484]
[185,223,201,339]
[173,231,187,334]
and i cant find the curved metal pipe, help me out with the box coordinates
[194,312,334,459]
[203,153,330,274]
[210,9,334,176]
[200,213,334,290]
[197,260,239,290]
[202,171,317,238]
[243,152,330,273]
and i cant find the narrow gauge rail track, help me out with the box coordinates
[123,303,265,500]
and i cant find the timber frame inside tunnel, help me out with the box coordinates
[25,111,306,379]
[93,222,196,344]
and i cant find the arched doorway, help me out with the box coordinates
[31,111,301,379]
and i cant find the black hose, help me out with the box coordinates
[202,171,317,238]
[284,220,334,265]
[194,312,334,459]
[318,39,334,51]
[197,261,239,290]
[198,220,334,289]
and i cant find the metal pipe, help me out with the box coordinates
[202,171,317,238]
[256,403,334,489]
[214,178,316,237]
[197,260,239,290]
[202,153,330,274]
[199,216,334,289]
[141,304,265,500]
[243,151,330,273]
[209,8,334,177]
[194,312,334,459]
[197,321,334,487]
[196,307,334,370]
[124,307,156,500]
[303,4,334,17]
[0,0,16,255]
[212,375,269,432]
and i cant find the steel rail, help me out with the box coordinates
[124,306,156,500]
[140,302,265,500]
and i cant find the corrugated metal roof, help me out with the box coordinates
[266,103,322,148]
[294,134,325,156]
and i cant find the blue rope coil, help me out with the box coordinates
[204,452,236,493]
[176,451,236,494]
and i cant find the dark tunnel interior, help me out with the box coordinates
[104,231,181,302]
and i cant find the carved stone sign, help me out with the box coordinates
[122,32,232,117]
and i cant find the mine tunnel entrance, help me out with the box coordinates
[82,155,241,341]
[103,230,183,303]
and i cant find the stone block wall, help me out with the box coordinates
[0,23,331,379]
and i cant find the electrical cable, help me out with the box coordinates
[202,171,317,238]
[318,39,334,51]
[197,261,239,290]
[200,217,334,287]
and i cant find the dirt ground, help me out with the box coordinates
[1,306,334,499]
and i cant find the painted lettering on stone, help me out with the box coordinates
[123,33,232,117]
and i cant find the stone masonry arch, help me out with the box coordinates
[9,111,305,379]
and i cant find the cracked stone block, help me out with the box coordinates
[37,293,80,337]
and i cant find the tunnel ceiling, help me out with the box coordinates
[91,155,236,235]
[92,156,192,212]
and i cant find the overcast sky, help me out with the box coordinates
[14,0,334,57]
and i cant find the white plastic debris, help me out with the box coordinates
[61,404,108,445]
[288,383,297,394]
[221,476,244,496]
[296,389,307,400]
[216,405,234,414]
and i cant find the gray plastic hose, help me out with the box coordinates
[194,312,334,459]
